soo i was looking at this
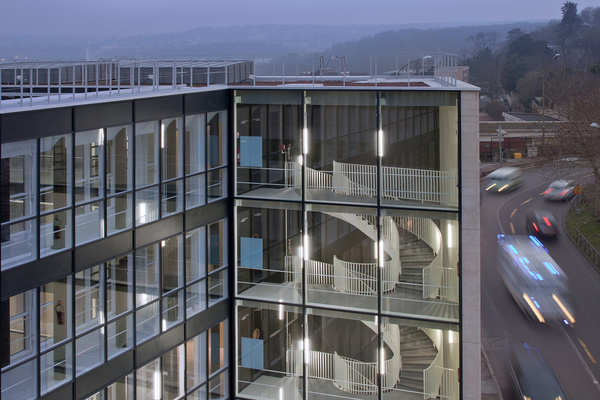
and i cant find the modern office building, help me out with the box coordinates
[0,55,481,400]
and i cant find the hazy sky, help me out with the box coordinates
[1,0,596,37]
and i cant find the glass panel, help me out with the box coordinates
[163,235,183,292]
[237,301,302,400]
[185,113,206,175]
[40,210,71,257]
[1,219,36,269]
[161,117,183,181]
[306,91,378,206]
[40,276,72,351]
[382,316,459,398]
[8,290,36,366]
[1,139,37,221]
[75,265,104,334]
[187,384,206,400]
[40,342,72,395]
[162,179,183,217]
[162,290,183,331]
[208,321,228,375]
[234,93,301,198]
[107,254,133,319]
[208,168,226,203]
[106,374,134,400]
[107,193,132,235]
[380,91,458,209]
[236,203,302,304]
[381,208,459,322]
[136,301,160,344]
[187,332,207,390]
[208,271,226,306]
[136,186,159,226]
[107,125,133,195]
[75,201,104,245]
[107,314,133,359]
[136,358,160,400]
[186,227,206,283]
[207,220,227,273]
[1,359,36,400]
[136,243,160,307]
[135,121,159,188]
[207,111,227,169]
[40,134,72,212]
[305,205,379,312]
[185,174,206,210]
[75,129,104,204]
[209,372,228,400]
[76,328,104,376]
[186,280,206,317]
[162,344,185,400]
[306,309,378,398]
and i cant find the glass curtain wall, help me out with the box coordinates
[1,109,227,271]
[234,89,460,399]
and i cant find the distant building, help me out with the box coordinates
[1,54,481,400]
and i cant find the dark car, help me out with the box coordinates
[526,209,559,239]
[507,342,568,400]
[543,179,576,201]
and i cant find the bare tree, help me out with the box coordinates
[545,71,600,216]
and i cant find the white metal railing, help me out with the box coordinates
[333,162,376,197]
[382,166,458,205]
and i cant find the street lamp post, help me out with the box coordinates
[541,54,560,156]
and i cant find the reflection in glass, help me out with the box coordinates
[161,118,183,181]
[162,290,183,330]
[106,374,134,400]
[185,113,206,175]
[107,314,133,359]
[107,125,133,195]
[186,227,206,283]
[40,210,71,257]
[8,290,36,366]
[162,345,185,400]
[1,359,36,400]
[76,328,104,376]
[208,220,227,273]
[136,302,160,344]
[75,129,104,205]
[186,280,206,317]
[162,180,183,217]
[107,254,133,319]
[187,332,207,390]
[75,201,104,245]
[208,321,228,375]
[40,277,72,351]
[136,358,160,400]
[40,135,72,212]
[1,139,37,221]
[135,121,159,188]
[107,193,132,235]
[185,174,206,210]
[136,186,159,226]
[208,168,227,202]
[75,265,104,334]
[40,342,72,395]
[136,243,160,307]
[2,219,36,268]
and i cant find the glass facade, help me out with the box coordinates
[1,83,475,399]
[1,105,230,399]
[234,89,460,399]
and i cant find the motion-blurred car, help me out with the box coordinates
[485,167,523,193]
[526,209,559,239]
[507,342,568,400]
[543,179,576,201]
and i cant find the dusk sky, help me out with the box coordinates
[1,0,596,37]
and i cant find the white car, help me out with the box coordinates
[543,180,576,201]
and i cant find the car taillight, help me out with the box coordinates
[559,190,568,196]
[543,217,552,226]
[544,188,553,194]
[533,223,539,231]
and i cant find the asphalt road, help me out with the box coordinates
[481,166,600,399]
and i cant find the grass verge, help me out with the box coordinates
[565,204,600,251]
